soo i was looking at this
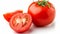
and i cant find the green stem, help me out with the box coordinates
[38,0,50,7]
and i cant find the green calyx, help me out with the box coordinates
[38,0,50,7]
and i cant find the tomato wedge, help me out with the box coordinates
[9,13,32,32]
[3,10,23,22]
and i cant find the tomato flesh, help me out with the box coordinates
[10,13,32,32]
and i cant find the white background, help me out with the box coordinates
[0,0,59,34]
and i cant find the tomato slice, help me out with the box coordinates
[3,10,23,22]
[9,13,32,33]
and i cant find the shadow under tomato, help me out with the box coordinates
[31,21,55,32]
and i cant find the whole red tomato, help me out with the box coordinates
[9,13,32,32]
[28,0,55,27]
[3,10,23,22]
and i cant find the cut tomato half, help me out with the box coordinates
[9,13,32,32]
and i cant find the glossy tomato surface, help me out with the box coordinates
[3,10,23,22]
[9,13,32,32]
[28,1,55,27]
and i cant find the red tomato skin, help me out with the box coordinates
[3,10,23,22]
[28,2,55,27]
[10,13,32,33]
